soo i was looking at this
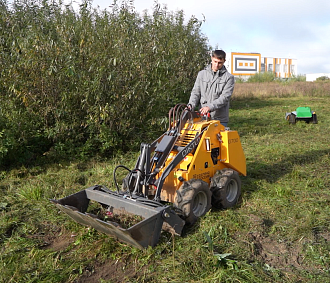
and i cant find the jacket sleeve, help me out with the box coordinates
[188,71,202,109]
[207,75,235,112]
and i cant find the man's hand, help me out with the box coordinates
[200,106,210,115]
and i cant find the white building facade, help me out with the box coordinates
[306,73,330,82]
[225,52,297,79]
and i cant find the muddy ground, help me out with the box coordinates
[36,217,330,283]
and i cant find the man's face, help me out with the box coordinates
[211,56,225,72]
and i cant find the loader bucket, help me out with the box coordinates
[51,185,185,249]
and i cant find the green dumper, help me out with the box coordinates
[285,107,318,125]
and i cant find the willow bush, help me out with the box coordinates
[0,0,210,165]
[246,71,277,83]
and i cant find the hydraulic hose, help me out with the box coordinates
[113,165,144,198]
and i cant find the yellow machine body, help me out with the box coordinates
[159,118,246,203]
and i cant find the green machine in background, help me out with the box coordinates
[285,107,318,125]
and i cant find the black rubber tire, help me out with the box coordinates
[174,179,212,225]
[312,113,318,124]
[210,168,241,209]
[288,114,296,124]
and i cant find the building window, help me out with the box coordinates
[268,64,273,72]
[290,65,295,75]
[261,63,265,72]
[283,64,288,73]
[275,64,280,72]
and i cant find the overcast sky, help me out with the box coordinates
[84,0,330,75]
[61,0,330,75]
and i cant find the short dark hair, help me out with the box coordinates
[212,50,226,60]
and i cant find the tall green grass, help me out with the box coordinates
[1,93,330,282]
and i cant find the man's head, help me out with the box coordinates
[211,50,226,72]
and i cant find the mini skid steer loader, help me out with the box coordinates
[51,104,246,249]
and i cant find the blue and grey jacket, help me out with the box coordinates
[188,64,235,123]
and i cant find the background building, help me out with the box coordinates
[225,52,297,80]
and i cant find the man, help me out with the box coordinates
[188,50,235,127]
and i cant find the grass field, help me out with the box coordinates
[1,84,330,282]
